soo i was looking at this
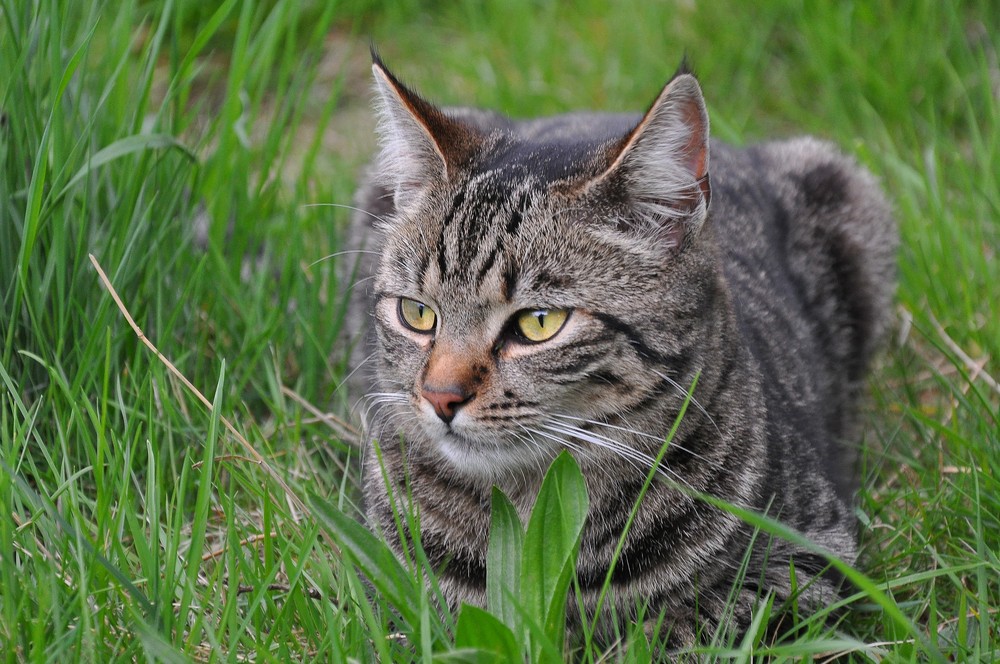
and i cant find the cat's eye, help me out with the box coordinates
[515,308,569,343]
[398,298,437,333]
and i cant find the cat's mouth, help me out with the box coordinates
[424,421,493,459]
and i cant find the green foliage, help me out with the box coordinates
[1,0,997,660]
[486,487,522,628]
[313,450,589,662]
[520,453,589,660]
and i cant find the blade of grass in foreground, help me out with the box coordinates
[584,373,697,645]
[308,492,423,632]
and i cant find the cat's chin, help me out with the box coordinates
[432,431,558,483]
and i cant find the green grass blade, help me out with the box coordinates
[586,373,698,641]
[16,21,96,285]
[308,491,422,630]
[0,458,153,616]
[56,133,195,201]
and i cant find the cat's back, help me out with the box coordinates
[709,137,896,384]
[708,137,896,500]
[712,139,895,327]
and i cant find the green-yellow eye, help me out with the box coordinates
[516,308,569,343]
[398,298,437,333]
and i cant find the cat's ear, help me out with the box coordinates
[591,70,711,250]
[370,54,479,210]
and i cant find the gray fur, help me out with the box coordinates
[343,57,896,647]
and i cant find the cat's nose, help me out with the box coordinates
[422,385,472,424]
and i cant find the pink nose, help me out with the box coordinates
[422,386,471,423]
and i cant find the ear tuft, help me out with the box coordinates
[672,54,694,79]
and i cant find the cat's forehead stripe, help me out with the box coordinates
[436,189,467,277]
[505,190,529,237]
[432,174,534,300]
[501,264,518,302]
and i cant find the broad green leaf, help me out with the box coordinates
[625,622,652,664]
[454,604,523,662]
[510,596,570,663]
[486,486,523,630]
[521,451,589,660]
[432,648,502,664]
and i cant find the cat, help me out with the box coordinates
[343,51,897,649]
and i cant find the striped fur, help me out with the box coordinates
[345,55,896,647]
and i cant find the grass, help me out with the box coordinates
[1,0,997,660]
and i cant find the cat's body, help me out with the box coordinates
[345,55,896,646]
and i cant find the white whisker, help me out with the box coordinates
[650,369,724,442]
[349,275,378,292]
[302,202,392,226]
[540,422,654,470]
[308,249,381,268]
[550,413,725,472]
[335,350,377,397]
[356,391,410,429]
[536,420,698,494]
[514,424,562,479]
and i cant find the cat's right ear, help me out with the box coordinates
[371,55,478,211]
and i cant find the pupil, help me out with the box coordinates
[537,312,545,327]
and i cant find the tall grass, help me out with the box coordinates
[1,0,997,661]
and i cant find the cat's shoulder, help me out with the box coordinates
[706,137,894,271]
[712,136,889,214]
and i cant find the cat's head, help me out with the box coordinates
[366,54,714,482]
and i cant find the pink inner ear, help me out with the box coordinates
[678,98,709,181]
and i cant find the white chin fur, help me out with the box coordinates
[431,429,558,482]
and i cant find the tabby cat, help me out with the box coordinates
[344,52,896,648]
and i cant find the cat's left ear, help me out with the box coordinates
[370,53,481,211]
[590,70,712,249]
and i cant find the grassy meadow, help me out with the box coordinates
[1,0,998,660]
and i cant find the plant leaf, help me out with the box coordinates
[486,485,523,631]
[454,604,523,662]
[521,451,589,660]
